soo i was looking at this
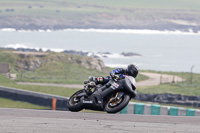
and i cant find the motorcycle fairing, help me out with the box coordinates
[78,76,137,111]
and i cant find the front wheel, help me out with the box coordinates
[67,89,85,112]
[105,93,130,113]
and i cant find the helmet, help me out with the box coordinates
[126,64,138,78]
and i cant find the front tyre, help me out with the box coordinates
[105,94,130,113]
[67,89,84,112]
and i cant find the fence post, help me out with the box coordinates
[160,75,162,84]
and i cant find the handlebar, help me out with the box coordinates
[110,73,119,81]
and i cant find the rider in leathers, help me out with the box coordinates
[89,64,138,86]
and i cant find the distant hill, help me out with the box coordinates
[0,50,108,84]
[0,0,200,32]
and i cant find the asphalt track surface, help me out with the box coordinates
[0,108,200,133]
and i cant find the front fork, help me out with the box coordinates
[109,91,125,103]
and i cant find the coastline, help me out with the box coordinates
[1,28,200,35]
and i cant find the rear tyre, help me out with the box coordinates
[105,93,130,113]
[67,89,84,112]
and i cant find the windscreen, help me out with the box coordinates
[125,75,136,86]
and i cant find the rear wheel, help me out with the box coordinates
[105,93,130,113]
[67,89,85,112]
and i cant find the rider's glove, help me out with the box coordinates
[88,76,96,81]
[110,69,121,75]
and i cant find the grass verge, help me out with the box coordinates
[0,97,50,109]
[138,70,200,96]
[0,83,78,98]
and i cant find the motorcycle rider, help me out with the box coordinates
[68,64,139,112]
[88,64,138,86]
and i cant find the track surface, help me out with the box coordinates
[0,108,199,133]
[137,72,185,87]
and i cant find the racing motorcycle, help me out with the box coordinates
[67,74,137,113]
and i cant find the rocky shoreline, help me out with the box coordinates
[0,48,107,73]
[1,25,200,33]
[1,11,200,33]
[1,0,200,33]
[0,47,142,59]
[0,16,200,33]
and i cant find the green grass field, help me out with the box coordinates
[0,83,78,98]
[1,0,200,10]
[137,71,200,96]
[0,97,50,109]
[1,0,200,19]
[1,70,200,97]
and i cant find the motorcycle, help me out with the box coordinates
[67,74,137,113]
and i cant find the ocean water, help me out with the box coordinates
[0,29,200,73]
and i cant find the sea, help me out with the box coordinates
[0,28,200,73]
